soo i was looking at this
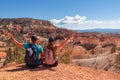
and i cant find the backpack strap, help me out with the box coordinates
[45,46,56,59]
[29,44,32,48]
[29,44,37,51]
[29,44,38,58]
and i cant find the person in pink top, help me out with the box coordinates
[44,34,74,67]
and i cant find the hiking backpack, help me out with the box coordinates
[24,44,38,65]
[44,46,57,65]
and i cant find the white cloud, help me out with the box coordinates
[50,14,120,30]
[111,20,120,23]
[50,14,102,24]
[61,16,74,24]
[50,19,60,24]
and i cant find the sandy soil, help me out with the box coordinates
[0,63,120,80]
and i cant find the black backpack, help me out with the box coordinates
[24,44,38,66]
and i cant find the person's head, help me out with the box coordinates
[31,35,38,43]
[48,37,55,44]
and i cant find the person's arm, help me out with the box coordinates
[12,37,24,48]
[5,32,24,48]
[39,46,45,59]
[41,52,45,58]
[56,33,74,49]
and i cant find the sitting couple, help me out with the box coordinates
[4,32,73,68]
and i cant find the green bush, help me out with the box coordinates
[13,46,25,63]
[4,47,13,65]
[116,52,120,68]
[4,46,25,65]
[59,47,72,64]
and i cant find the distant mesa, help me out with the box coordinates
[76,28,120,33]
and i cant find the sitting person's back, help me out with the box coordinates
[4,31,44,68]
[44,37,58,67]
[44,34,73,67]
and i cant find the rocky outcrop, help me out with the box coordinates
[0,18,74,40]
[0,63,120,80]
[0,52,6,67]
[0,18,55,27]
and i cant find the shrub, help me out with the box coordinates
[59,47,72,64]
[91,49,95,54]
[55,35,64,41]
[4,46,25,65]
[111,45,116,53]
[13,46,25,63]
[102,43,115,48]
[4,47,13,65]
[81,43,97,50]
[116,52,120,68]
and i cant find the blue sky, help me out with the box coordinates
[0,0,120,30]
